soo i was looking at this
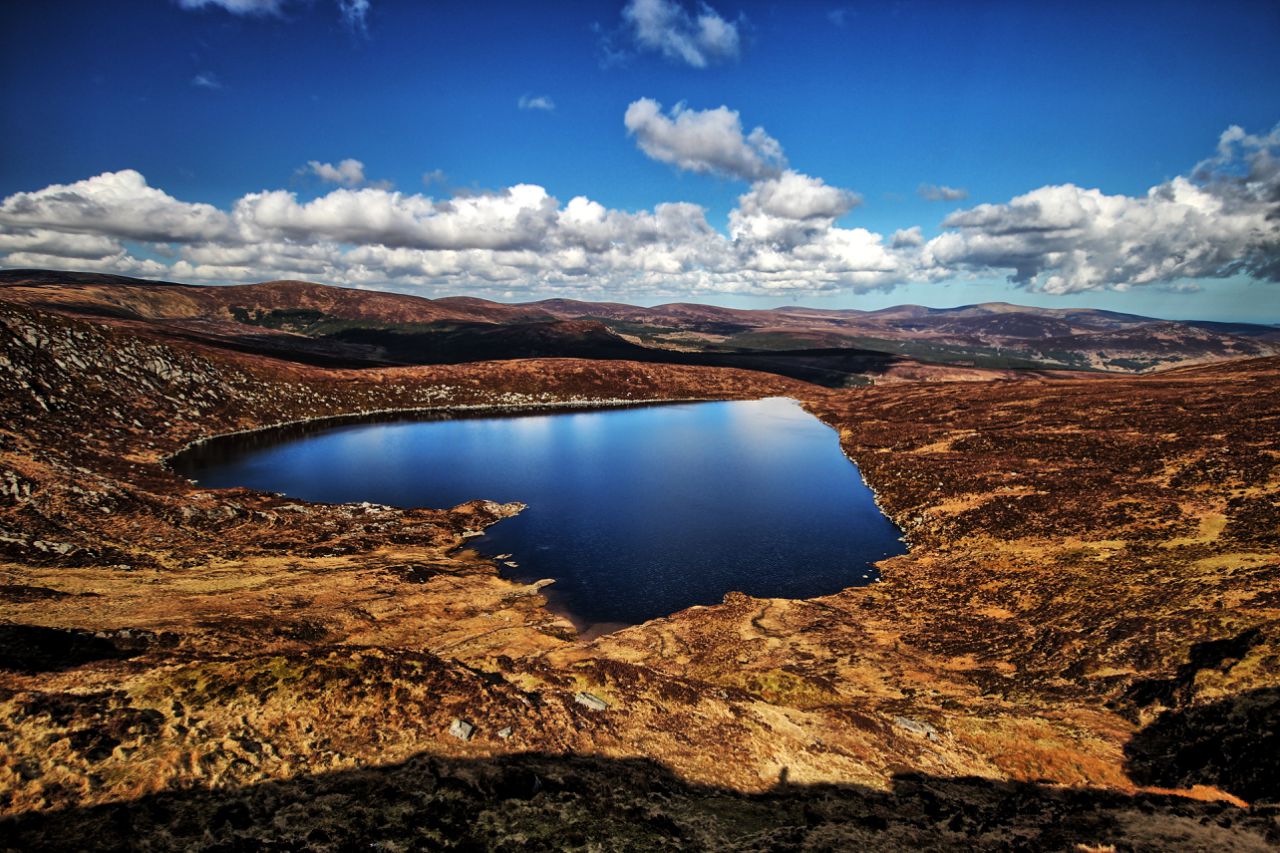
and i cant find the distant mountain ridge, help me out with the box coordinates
[1,268,1276,379]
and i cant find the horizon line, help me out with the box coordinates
[2,265,1277,328]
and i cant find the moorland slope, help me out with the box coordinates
[0,275,1277,850]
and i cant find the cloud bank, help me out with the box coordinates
[1,105,1277,300]
[926,125,1280,293]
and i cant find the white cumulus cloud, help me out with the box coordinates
[729,170,860,247]
[0,229,124,260]
[302,158,369,188]
[2,112,1276,301]
[924,124,1280,293]
[231,184,561,251]
[0,170,232,244]
[625,98,785,181]
[0,165,914,296]
[890,227,925,249]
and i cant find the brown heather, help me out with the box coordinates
[0,283,1277,851]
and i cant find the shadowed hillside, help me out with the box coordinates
[5,752,1276,851]
[3,270,1275,382]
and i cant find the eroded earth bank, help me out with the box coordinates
[1,297,1278,851]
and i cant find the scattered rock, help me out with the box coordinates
[893,716,940,741]
[386,563,445,584]
[575,691,608,712]
[448,718,474,741]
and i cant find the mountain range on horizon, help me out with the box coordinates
[5,266,1279,327]
[2,268,1278,386]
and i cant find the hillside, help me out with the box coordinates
[0,283,1277,849]
[2,270,1275,380]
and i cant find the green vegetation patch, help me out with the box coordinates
[711,668,843,710]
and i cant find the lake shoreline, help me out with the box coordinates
[165,396,716,477]
[173,397,906,628]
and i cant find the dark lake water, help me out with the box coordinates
[173,398,904,630]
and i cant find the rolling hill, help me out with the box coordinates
[1,268,1275,383]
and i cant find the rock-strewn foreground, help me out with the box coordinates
[0,293,1278,851]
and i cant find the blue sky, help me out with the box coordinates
[1,0,1278,320]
